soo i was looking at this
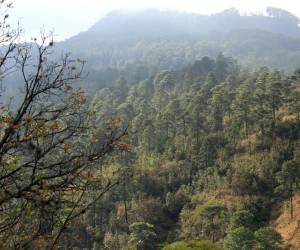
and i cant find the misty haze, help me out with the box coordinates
[1,1,300,249]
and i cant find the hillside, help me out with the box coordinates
[3,3,300,249]
[57,56,300,249]
[275,194,300,249]
[55,7,300,89]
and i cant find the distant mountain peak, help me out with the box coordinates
[86,7,300,39]
[58,6,300,82]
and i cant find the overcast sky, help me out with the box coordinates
[10,0,300,41]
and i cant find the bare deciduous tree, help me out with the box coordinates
[0,1,127,248]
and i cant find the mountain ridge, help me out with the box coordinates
[55,7,300,88]
[80,7,300,40]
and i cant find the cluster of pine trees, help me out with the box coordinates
[55,54,300,249]
[3,1,300,249]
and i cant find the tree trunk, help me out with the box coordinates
[124,198,128,224]
[290,195,294,219]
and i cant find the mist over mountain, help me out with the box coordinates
[66,7,300,44]
[4,2,300,249]
[56,7,300,88]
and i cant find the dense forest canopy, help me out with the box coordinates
[1,2,300,249]
[51,53,300,250]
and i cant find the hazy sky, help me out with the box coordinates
[10,0,300,41]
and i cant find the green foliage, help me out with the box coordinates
[223,227,255,250]
[224,226,283,250]
[103,232,130,250]
[276,156,300,218]
[276,159,300,196]
[229,210,255,230]
[6,0,300,248]
[180,202,227,242]
[254,227,283,250]
[24,56,300,249]
[85,58,300,249]
[129,222,157,250]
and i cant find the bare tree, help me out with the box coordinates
[0,1,127,248]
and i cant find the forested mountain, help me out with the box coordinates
[56,7,300,88]
[52,55,300,250]
[3,2,300,249]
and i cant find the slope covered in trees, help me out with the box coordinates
[48,55,300,249]
[275,194,300,249]
[2,2,300,249]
